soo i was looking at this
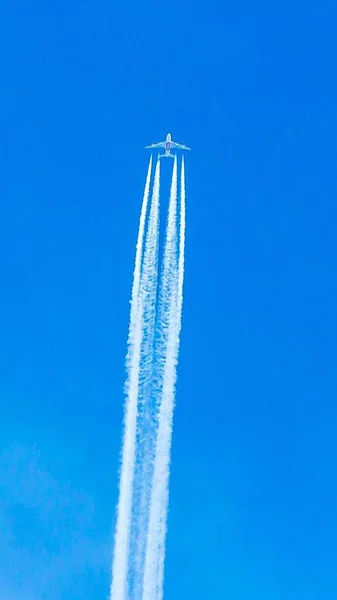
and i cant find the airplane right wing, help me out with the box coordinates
[145,141,166,148]
[170,141,191,150]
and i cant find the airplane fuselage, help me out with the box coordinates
[165,133,172,155]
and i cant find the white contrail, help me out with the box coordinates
[112,154,186,600]
[129,159,161,599]
[177,156,186,342]
[110,156,153,600]
[156,156,186,597]
[142,156,184,600]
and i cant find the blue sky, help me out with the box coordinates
[0,0,337,598]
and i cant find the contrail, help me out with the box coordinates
[177,156,186,338]
[111,154,186,600]
[156,156,186,599]
[142,156,185,600]
[110,157,153,600]
[129,159,161,599]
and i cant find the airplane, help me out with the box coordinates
[145,133,191,158]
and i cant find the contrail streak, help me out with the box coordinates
[156,156,186,599]
[111,157,153,600]
[129,159,161,599]
[142,156,185,600]
[112,154,186,600]
[177,156,186,337]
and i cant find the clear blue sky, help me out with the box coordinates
[0,1,336,598]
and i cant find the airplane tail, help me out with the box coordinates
[159,152,175,159]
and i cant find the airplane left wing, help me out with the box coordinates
[145,142,166,148]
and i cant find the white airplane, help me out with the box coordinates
[145,133,191,158]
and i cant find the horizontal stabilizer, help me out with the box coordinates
[159,153,175,159]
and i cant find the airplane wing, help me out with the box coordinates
[145,141,166,148]
[170,141,191,150]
